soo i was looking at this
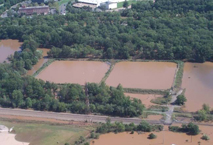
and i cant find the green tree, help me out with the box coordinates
[123,1,129,8]
[197,109,207,121]
[187,122,200,135]
[148,133,157,139]
[175,95,187,105]
[202,104,210,114]
[25,97,32,108]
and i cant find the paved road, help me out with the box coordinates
[164,89,183,125]
[0,108,162,125]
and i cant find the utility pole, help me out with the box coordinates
[85,82,90,114]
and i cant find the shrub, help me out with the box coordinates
[201,134,210,140]
[175,95,187,105]
[148,133,157,139]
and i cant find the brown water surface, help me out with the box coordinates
[106,62,177,89]
[0,39,22,63]
[27,48,49,75]
[36,61,109,84]
[125,93,162,107]
[91,125,213,145]
[182,62,213,112]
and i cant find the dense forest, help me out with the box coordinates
[0,0,212,116]
[0,0,212,63]
[0,0,25,14]
[0,64,144,116]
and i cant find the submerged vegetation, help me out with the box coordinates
[0,0,212,120]
[169,122,200,135]
[0,64,144,117]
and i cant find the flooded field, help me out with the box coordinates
[91,125,213,145]
[182,62,213,112]
[125,93,162,107]
[36,61,109,85]
[106,62,177,89]
[27,48,49,76]
[0,39,22,63]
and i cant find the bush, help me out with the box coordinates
[148,133,157,139]
[175,95,187,105]
[169,123,200,135]
[201,134,210,140]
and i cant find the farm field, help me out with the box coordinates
[36,61,110,85]
[106,62,177,89]
[182,62,213,112]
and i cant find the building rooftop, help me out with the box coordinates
[19,5,49,10]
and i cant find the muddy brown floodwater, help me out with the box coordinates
[36,61,109,85]
[27,48,49,76]
[0,39,22,63]
[182,62,213,112]
[91,125,213,145]
[124,93,162,107]
[106,62,177,89]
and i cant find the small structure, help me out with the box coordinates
[73,2,97,9]
[18,5,49,15]
[32,0,46,3]
[106,1,117,9]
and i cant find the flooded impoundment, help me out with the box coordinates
[91,125,213,145]
[124,93,162,107]
[27,48,49,76]
[36,61,109,85]
[0,39,22,63]
[106,62,177,89]
[182,62,213,112]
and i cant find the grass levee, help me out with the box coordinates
[32,59,55,77]
[124,88,169,95]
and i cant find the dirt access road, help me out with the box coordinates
[0,108,161,125]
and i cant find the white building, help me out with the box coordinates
[78,0,125,7]
[106,2,117,9]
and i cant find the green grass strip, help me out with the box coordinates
[174,61,184,89]
[32,59,55,77]
[124,88,169,95]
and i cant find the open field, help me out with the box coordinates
[106,61,177,89]
[0,118,95,145]
[0,39,22,63]
[36,61,110,85]
[182,62,213,112]
[91,125,213,145]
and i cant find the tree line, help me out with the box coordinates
[0,64,144,117]
[0,0,25,14]
[0,0,212,62]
